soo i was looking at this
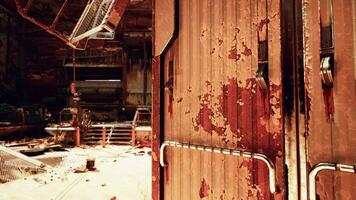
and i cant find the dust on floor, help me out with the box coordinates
[0,145,151,200]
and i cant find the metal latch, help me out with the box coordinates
[320,54,334,88]
[256,40,269,90]
[256,62,268,90]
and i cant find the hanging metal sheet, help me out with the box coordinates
[14,0,129,49]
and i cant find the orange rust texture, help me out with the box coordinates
[152,56,161,200]
[159,0,284,199]
[303,0,356,199]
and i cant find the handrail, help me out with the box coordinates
[160,140,276,193]
[309,162,356,200]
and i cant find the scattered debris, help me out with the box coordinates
[101,183,107,187]
[74,166,88,173]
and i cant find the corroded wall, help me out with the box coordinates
[159,0,284,199]
[303,0,356,199]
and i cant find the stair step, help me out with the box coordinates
[83,136,132,140]
[84,133,132,137]
[83,141,130,145]
[82,124,133,145]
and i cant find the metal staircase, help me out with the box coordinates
[82,124,132,145]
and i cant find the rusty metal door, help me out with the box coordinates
[303,0,356,199]
[153,0,286,199]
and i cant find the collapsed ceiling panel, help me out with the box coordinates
[14,0,129,49]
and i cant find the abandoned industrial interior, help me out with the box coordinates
[0,0,355,200]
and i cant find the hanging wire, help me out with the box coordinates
[72,48,76,83]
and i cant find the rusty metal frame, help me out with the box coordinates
[309,163,356,200]
[14,0,77,49]
[13,0,128,50]
[0,145,47,168]
[69,0,116,43]
[160,141,276,193]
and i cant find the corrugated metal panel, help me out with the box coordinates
[303,0,356,199]
[160,0,284,199]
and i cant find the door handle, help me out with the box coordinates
[320,54,334,88]
[256,62,269,90]
[309,162,356,200]
[160,140,276,193]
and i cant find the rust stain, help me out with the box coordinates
[210,47,216,55]
[151,151,158,161]
[322,88,334,120]
[201,29,207,37]
[151,56,160,200]
[199,178,210,198]
[168,95,173,116]
[218,38,223,46]
[257,18,270,32]
[241,42,252,56]
[188,86,192,92]
[235,27,241,33]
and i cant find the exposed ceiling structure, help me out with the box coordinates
[1,0,152,50]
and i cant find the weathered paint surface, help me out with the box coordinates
[303,0,356,199]
[151,56,161,200]
[157,0,284,199]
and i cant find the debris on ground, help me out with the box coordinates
[0,145,151,200]
[74,166,88,173]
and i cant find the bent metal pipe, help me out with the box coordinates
[309,163,356,200]
[160,140,276,193]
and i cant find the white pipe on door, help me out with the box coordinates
[309,162,356,200]
[160,140,276,193]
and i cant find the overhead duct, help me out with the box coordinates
[14,0,129,50]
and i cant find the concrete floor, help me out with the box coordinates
[0,146,151,200]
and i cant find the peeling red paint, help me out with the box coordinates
[199,178,210,198]
[193,98,226,135]
[192,79,283,199]
[219,79,238,134]
[228,46,241,61]
[242,42,252,56]
[257,18,270,32]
